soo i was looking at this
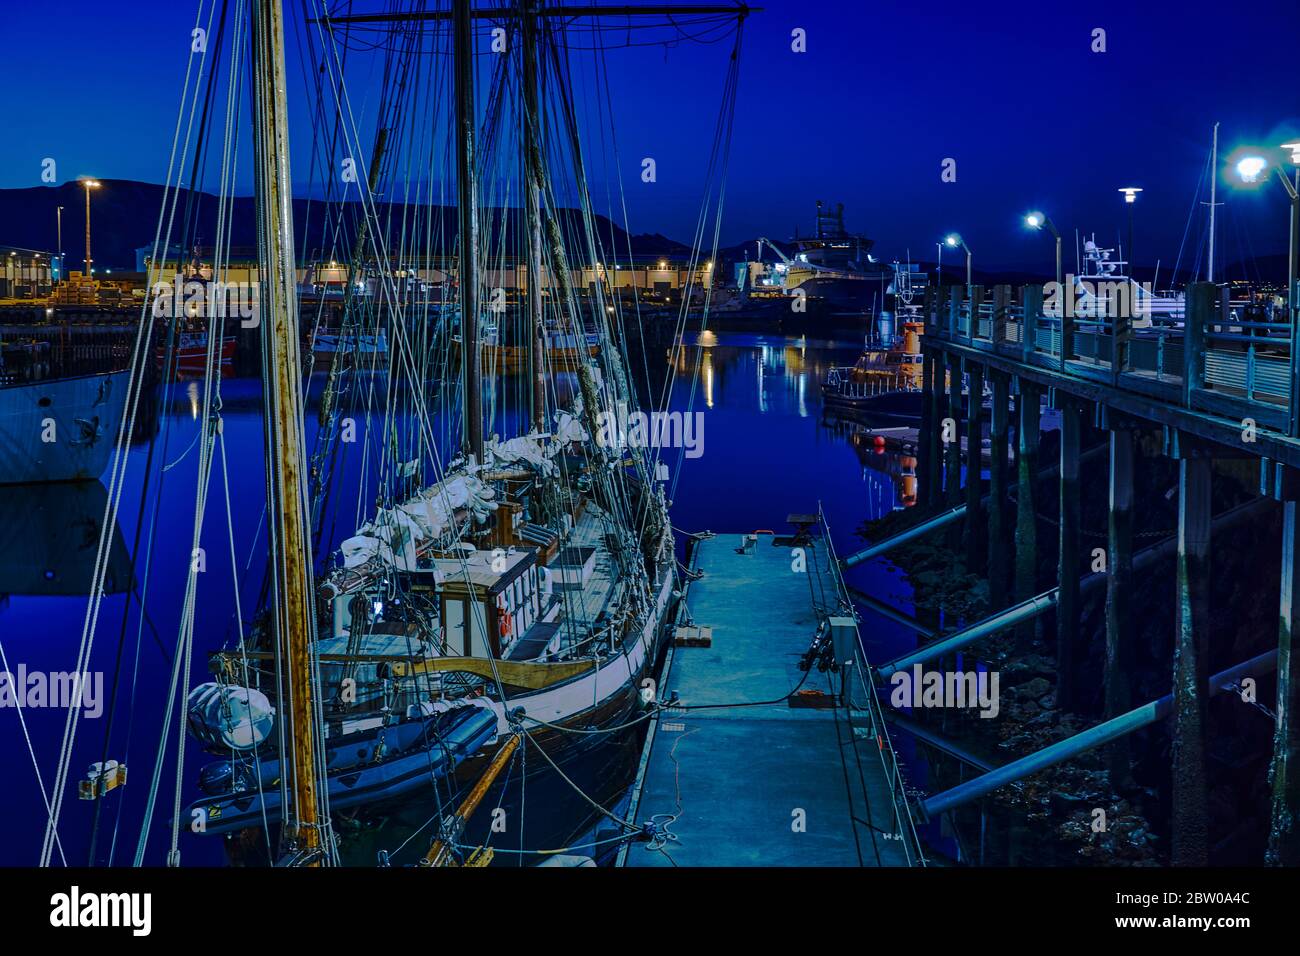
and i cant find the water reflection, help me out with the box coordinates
[1,329,937,866]
[0,481,132,601]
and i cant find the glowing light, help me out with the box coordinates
[1119,187,1143,204]
[944,233,962,248]
[1025,212,1043,229]
[1236,156,1267,183]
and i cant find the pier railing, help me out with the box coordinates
[818,504,927,866]
[925,280,1300,437]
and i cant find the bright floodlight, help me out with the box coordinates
[1119,187,1143,204]
[80,178,100,188]
[1236,156,1267,183]
[945,233,961,248]
[1025,212,1044,229]
[1282,142,1300,164]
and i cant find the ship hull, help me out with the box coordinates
[379,557,678,864]
[218,540,679,866]
[786,271,883,311]
[820,384,923,421]
[0,370,129,484]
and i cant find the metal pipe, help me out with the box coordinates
[842,444,1109,571]
[921,650,1277,818]
[847,585,935,639]
[885,711,997,772]
[874,497,1270,677]
[841,504,967,568]
[878,591,1058,678]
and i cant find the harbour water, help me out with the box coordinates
[0,326,951,866]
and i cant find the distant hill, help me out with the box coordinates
[0,180,1285,284]
[0,179,697,271]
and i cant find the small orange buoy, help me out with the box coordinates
[873,435,885,448]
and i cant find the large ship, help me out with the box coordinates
[0,341,129,484]
[760,201,906,313]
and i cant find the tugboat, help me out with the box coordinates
[820,315,924,421]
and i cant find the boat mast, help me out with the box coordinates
[250,0,323,858]
[522,0,547,433]
[455,0,484,463]
[1208,122,1219,283]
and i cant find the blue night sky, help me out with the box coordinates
[2,0,1298,272]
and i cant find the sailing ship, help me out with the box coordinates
[57,0,750,867]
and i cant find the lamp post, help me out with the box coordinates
[946,233,971,287]
[1236,151,1299,319]
[1278,145,1300,305]
[56,205,64,278]
[1025,211,1062,288]
[1237,147,1300,435]
[1118,188,1142,280]
[936,241,943,286]
[79,178,100,278]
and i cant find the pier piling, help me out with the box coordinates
[1104,426,1136,791]
[965,361,985,570]
[1270,488,1300,865]
[1057,397,1082,712]
[988,371,1011,609]
[1172,452,1213,866]
[1014,378,1041,650]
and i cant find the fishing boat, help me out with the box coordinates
[154,330,237,377]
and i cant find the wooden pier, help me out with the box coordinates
[911,279,1300,865]
[618,520,924,867]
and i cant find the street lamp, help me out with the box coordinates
[56,205,64,277]
[945,233,971,287]
[79,178,101,278]
[1118,187,1142,280]
[1232,150,1299,313]
[1025,210,1062,288]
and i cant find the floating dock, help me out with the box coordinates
[618,519,924,867]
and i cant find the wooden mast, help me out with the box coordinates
[455,0,484,464]
[522,0,547,433]
[250,0,322,858]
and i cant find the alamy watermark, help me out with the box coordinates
[1044,276,1155,320]
[0,666,103,718]
[888,664,1000,718]
[595,402,704,459]
[151,277,259,328]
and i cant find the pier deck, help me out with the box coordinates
[619,528,921,867]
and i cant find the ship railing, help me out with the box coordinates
[816,503,927,866]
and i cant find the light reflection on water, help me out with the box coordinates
[0,330,946,865]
